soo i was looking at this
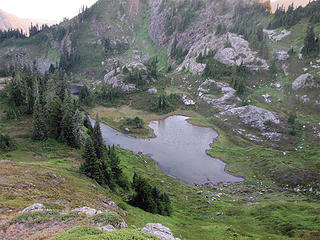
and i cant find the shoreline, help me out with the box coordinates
[90,112,246,187]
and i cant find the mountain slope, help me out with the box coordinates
[0,8,57,33]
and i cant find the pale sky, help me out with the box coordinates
[0,0,97,22]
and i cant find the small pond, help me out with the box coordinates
[90,115,244,185]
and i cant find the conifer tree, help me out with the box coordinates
[45,81,62,139]
[72,109,82,148]
[32,81,48,141]
[92,114,105,159]
[302,24,319,56]
[80,138,103,184]
[59,90,75,145]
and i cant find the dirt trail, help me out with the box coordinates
[128,0,140,16]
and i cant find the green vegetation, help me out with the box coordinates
[131,173,172,216]
[92,212,124,226]
[0,133,16,152]
[53,227,157,240]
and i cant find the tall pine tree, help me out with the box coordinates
[92,114,105,159]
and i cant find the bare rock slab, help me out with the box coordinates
[141,223,180,240]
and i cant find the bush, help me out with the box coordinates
[0,134,16,152]
[124,117,144,129]
[92,212,124,227]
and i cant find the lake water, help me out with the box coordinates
[90,115,243,185]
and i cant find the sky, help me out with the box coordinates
[0,0,97,22]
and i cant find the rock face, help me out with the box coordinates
[198,79,240,110]
[182,94,195,106]
[263,29,291,42]
[292,73,315,90]
[141,223,180,240]
[276,50,289,61]
[104,70,137,93]
[178,33,268,74]
[148,88,158,94]
[22,203,47,213]
[220,105,280,130]
[72,207,102,217]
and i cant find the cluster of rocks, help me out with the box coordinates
[178,33,269,75]
[263,29,291,42]
[141,223,180,240]
[218,105,280,131]
[198,79,240,110]
[182,94,195,106]
[292,73,319,90]
[275,50,289,61]
[20,204,180,239]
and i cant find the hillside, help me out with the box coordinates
[0,8,57,33]
[0,0,320,239]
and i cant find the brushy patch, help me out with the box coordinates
[91,212,124,227]
[53,226,157,240]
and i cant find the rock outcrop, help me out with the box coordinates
[104,70,137,93]
[263,29,291,42]
[198,79,241,110]
[292,73,316,90]
[219,105,280,130]
[141,223,180,240]
[182,94,195,106]
[178,33,268,74]
[72,206,102,217]
[22,203,47,213]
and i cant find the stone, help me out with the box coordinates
[72,207,100,217]
[141,223,180,240]
[22,203,46,213]
[182,94,195,106]
[104,72,137,93]
[147,88,158,94]
[276,50,289,61]
[219,105,280,130]
[100,225,116,232]
[262,132,282,141]
[262,94,271,103]
[292,73,314,90]
[216,212,223,216]
[264,29,291,42]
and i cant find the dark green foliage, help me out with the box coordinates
[124,117,144,129]
[92,115,105,160]
[215,23,227,35]
[231,2,269,50]
[79,85,93,106]
[80,138,104,184]
[146,57,158,79]
[203,59,233,80]
[153,94,182,113]
[0,28,26,43]
[125,69,147,87]
[268,1,320,29]
[0,134,16,152]
[32,82,48,141]
[107,146,129,190]
[96,84,120,104]
[170,38,188,64]
[83,115,93,135]
[131,173,172,216]
[164,0,202,35]
[59,92,78,147]
[302,24,319,57]
[288,113,302,136]
[92,212,123,226]
[59,48,80,72]
[231,77,246,96]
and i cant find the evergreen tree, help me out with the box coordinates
[92,114,105,159]
[302,24,319,56]
[59,90,75,145]
[79,85,92,106]
[80,138,104,184]
[72,109,82,148]
[83,115,93,135]
[45,81,62,139]
[32,82,48,141]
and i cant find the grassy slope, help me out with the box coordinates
[1,93,320,239]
